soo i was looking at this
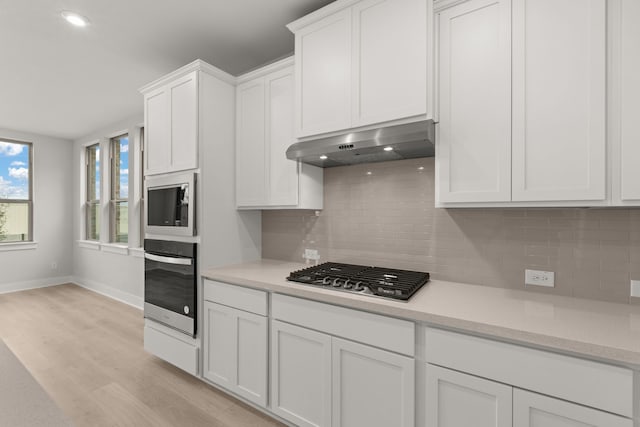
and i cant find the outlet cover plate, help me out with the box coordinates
[525,269,555,288]
[631,280,640,297]
[304,248,320,261]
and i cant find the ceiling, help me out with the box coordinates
[0,0,334,141]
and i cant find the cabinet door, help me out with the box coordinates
[332,337,415,427]
[512,0,606,202]
[236,78,267,207]
[169,71,198,172]
[203,302,268,407]
[426,364,512,427]
[295,8,352,137]
[619,0,640,201]
[436,0,512,203]
[235,308,268,406]
[203,301,236,388]
[271,320,331,427]
[352,0,427,127]
[266,67,299,207]
[513,389,632,427]
[144,87,170,175]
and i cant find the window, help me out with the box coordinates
[110,134,129,243]
[86,143,100,241]
[0,140,32,242]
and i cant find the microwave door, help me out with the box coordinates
[144,172,195,237]
[148,187,180,227]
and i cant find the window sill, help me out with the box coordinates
[129,247,145,258]
[0,241,38,252]
[101,243,129,256]
[77,240,101,250]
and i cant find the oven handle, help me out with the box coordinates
[144,253,193,266]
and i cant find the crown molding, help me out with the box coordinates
[139,59,236,94]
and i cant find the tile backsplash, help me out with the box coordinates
[262,158,640,304]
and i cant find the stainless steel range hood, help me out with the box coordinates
[286,120,435,168]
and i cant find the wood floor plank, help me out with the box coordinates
[0,284,285,427]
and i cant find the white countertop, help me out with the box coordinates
[202,259,640,367]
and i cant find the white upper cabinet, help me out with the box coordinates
[289,0,428,138]
[294,9,352,137]
[435,0,613,207]
[169,73,198,173]
[267,68,303,206]
[143,71,198,175]
[352,0,427,127]
[436,0,511,203]
[144,87,170,175]
[236,79,267,207]
[235,58,323,210]
[511,0,606,202]
[612,0,640,204]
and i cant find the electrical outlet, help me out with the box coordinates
[525,269,555,287]
[303,248,320,261]
[50,261,58,270]
[630,280,640,297]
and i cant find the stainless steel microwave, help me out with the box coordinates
[145,172,195,237]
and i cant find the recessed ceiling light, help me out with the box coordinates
[61,11,90,27]
[319,155,328,160]
[383,146,393,151]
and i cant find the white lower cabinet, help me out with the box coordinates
[513,389,632,427]
[143,320,199,375]
[426,364,512,427]
[270,320,332,427]
[271,319,415,427]
[426,364,633,427]
[424,328,634,427]
[332,337,414,427]
[203,301,268,407]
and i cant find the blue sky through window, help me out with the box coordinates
[119,137,128,199]
[0,141,29,200]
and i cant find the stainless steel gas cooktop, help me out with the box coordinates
[287,262,430,301]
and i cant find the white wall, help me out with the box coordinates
[0,128,74,293]
[71,115,145,308]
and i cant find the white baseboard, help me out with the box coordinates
[70,276,143,310]
[0,276,74,295]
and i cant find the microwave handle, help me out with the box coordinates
[144,253,193,266]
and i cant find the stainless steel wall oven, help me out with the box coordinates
[144,239,197,336]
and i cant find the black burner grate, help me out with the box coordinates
[287,262,429,301]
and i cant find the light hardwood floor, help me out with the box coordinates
[0,284,285,427]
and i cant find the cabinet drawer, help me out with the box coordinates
[144,325,198,375]
[424,327,633,417]
[203,280,268,316]
[272,293,414,356]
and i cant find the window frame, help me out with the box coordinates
[85,143,101,241]
[0,139,33,244]
[109,133,129,244]
[139,127,145,246]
